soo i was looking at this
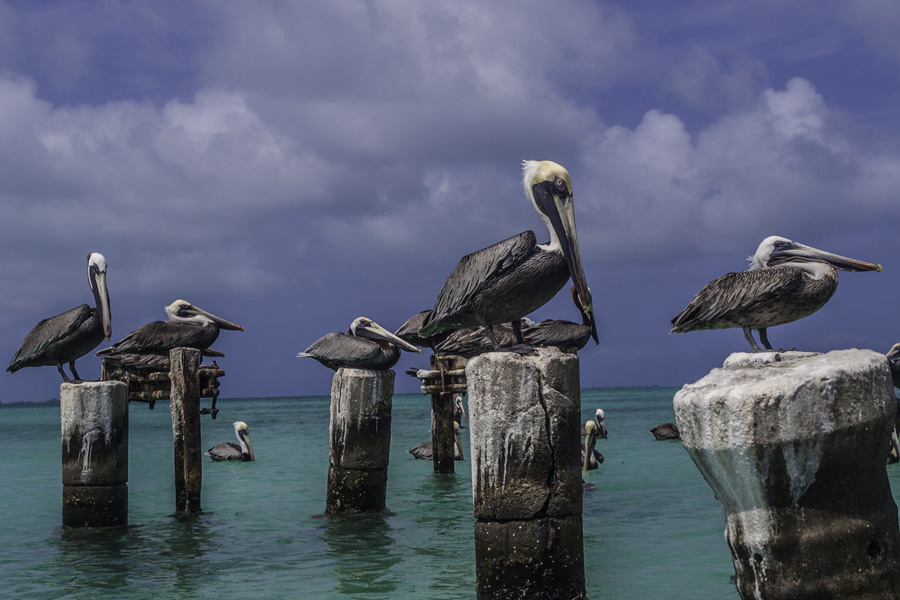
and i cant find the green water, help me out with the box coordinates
[3,388,896,598]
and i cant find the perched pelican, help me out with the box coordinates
[97,299,243,374]
[395,310,437,349]
[417,160,598,353]
[298,316,421,371]
[434,320,525,357]
[205,421,254,462]
[409,421,464,461]
[582,420,604,471]
[524,289,594,352]
[8,253,111,381]
[670,236,881,352]
[650,423,680,440]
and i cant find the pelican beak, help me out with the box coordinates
[774,242,882,273]
[192,306,244,331]
[89,260,112,340]
[356,318,422,353]
[540,187,598,344]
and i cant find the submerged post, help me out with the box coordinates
[674,349,900,600]
[61,381,128,527]
[467,347,585,600]
[170,347,202,514]
[326,367,393,515]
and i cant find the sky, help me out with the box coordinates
[1,0,898,402]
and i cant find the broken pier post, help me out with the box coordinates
[61,380,129,527]
[326,367,393,515]
[674,349,900,600]
[169,347,202,514]
[467,347,585,600]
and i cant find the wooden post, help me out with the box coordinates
[326,368,393,515]
[675,349,900,599]
[426,354,467,474]
[169,347,202,514]
[467,347,585,600]
[61,381,129,527]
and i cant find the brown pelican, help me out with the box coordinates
[8,253,111,381]
[670,236,881,352]
[524,289,594,352]
[453,395,467,427]
[409,421,464,461]
[434,321,524,357]
[581,409,607,438]
[205,421,254,461]
[582,419,604,470]
[298,316,421,371]
[395,310,437,349]
[650,423,680,440]
[417,160,598,353]
[97,299,243,374]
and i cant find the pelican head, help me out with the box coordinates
[165,300,244,331]
[87,252,111,340]
[234,421,255,461]
[749,236,882,273]
[595,408,608,439]
[523,160,597,344]
[454,395,467,421]
[350,317,421,353]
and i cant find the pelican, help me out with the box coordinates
[417,160,598,353]
[97,299,243,374]
[409,421,464,461]
[887,344,900,390]
[395,310,437,349]
[581,409,607,439]
[524,289,594,352]
[298,316,421,371]
[434,320,524,357]
[670,236,881,352]
[650,423,680,440]
[453,395,467,427]
[582,419,604,471]
[205,421,254,461]
[8,253,111,381]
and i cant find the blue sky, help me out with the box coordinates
[1,0,898,401]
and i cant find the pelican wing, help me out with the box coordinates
[301,332,384,364]
[205,442,243,461]
[9,304,93,370]
[421,231,536,336]
[98,321,217,355]
[671,267,805,332]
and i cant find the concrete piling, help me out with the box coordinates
[326,367,394,515]
[467,347,585,600]
[674,349,900,600]
[61,381,128,527]
[169,347,202,514]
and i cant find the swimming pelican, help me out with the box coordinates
[205,421,254,461]
[581,409,607,439]
[650,423,680,440]
[887,344,900,390]
[298,317,421,371]
[582,419,604,470]
[8,253,111,381]
[409,421,464,461]
[417,160,598,353]
[670,236,881,352]
[97,299,243,374]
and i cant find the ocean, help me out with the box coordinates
[3,387,899,599]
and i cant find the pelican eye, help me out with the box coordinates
[554,177,568,194]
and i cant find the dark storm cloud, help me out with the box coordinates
[0,0,899,402]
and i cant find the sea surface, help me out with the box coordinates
[3,387,900,599]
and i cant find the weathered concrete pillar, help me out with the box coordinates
[326,368,393,515]
[170,347,202,514]
[61,381,128,527]
[674,349,900,600]
[467,347,585,600]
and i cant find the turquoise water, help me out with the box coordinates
[3,388,898,599]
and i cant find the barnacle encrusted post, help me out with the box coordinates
[325,367,394,515]
[61,380,128,527]
[674,349,900,599]
[467,347,585,600]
